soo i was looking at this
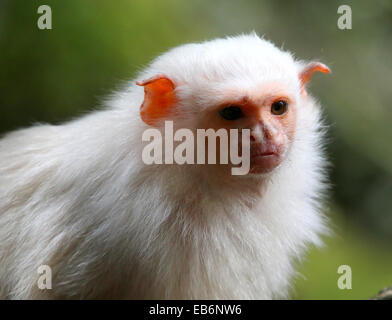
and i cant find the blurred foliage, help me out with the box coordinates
[294,207,392,299]
[0,0,391,299]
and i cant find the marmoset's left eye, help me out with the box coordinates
[271,100,288,115]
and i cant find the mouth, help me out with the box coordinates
[250,146,279,158]
[249,147,282,173]
[251,151,277,158]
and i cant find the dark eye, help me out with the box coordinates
[219,106,244,120]
[271,100,288,115]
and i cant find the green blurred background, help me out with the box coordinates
[1,0,391,299]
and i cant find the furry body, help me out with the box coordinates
[0,34,328,299]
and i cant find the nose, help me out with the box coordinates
[249,125,263,143]
[250,122,275,144]
[262,124,274,140]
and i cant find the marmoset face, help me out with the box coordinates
[137,38,329,176]
[201,81,297,174]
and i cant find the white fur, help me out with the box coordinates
[0,34,328,299]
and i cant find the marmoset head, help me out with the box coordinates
[137,34,329,175]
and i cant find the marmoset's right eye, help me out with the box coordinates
[219,106,244,120]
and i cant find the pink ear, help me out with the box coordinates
[136,74,176,126]
[299,62,330,94]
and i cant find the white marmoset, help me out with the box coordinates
[0,33,330,299]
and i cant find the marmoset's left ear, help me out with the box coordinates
[299,62,330,95]
[136,74,177,126]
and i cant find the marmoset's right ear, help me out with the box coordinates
[136,74,177,126]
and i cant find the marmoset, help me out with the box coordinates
[0,34,330,299]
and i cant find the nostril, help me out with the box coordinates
[264,131,271,140]
[250,134,256,142]
[263,127,273,140]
